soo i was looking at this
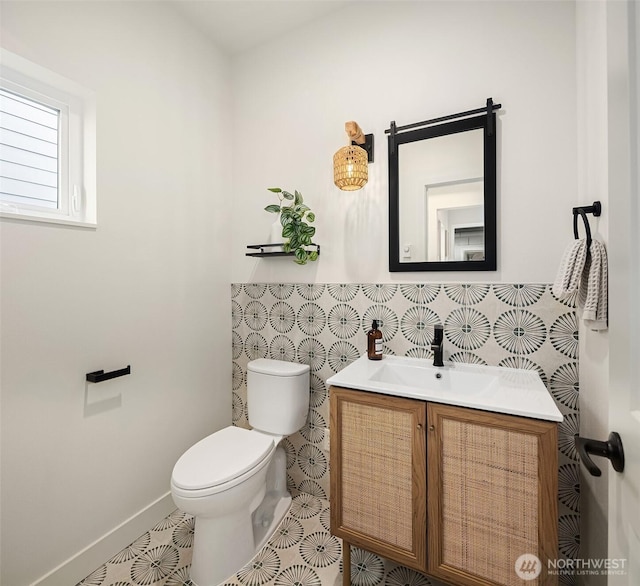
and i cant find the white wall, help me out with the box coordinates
[230,0,577,284]
[0,2,232,584]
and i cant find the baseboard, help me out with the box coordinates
[31,492,176,586]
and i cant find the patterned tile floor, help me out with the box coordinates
[77,493,435,586]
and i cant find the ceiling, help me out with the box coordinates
[168,1,351,56]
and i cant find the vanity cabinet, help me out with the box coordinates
[427,402,558,586]
[329,386,428,573]
[329,387,558,586]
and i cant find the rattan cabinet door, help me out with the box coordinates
[330,386,427,572]
[427,403,558,586]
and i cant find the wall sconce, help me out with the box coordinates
[333,121,374,191]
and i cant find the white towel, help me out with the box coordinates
[552,239,588,298]
[580,240,608,330]
[553,238,608,331]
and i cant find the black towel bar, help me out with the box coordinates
[86,365,131,383]
[573,201,601,247]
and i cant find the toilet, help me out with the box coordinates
[170,358,310,586]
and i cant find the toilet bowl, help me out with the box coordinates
[170,359,310,586]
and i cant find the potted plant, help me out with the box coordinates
[265,188,318,265]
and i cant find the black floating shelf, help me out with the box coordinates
[246,243,320,258]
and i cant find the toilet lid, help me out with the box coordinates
[172,427,275,491]
[247,358,310,377]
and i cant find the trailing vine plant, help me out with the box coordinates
[264,187,318,265]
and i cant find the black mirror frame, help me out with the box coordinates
[388,113,497,272]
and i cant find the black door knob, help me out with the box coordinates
[575,432,625,477]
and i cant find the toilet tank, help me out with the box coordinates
[247,359,310,435]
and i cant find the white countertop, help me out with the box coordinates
[326,354,563,422]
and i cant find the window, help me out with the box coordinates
[1,88,61,210]
[0,49,96,226]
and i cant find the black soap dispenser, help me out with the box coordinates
[367,320,383,360]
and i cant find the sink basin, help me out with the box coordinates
[368,361,498,394]
[325,354,562,422]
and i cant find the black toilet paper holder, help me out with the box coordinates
[86,365,131,383]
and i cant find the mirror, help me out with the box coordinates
[388,112,497,271]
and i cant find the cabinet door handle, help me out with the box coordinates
[429,425,435,432]
[417,423,423,430]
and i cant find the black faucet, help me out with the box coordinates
[431,324,444,367]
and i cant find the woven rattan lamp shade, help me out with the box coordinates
[333,144,368,190]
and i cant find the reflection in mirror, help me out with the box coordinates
[399,130,484,263]
[432,180,484,261]
[388,101,499,272]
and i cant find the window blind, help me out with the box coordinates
[0,88,59,209]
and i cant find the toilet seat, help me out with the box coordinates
[171,427,275,498]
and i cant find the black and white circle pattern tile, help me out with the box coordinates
[76,512,195,586]
[76,494,440,586]
[231,282,581,583]
[221,495,436,586]
[77,491,579,586]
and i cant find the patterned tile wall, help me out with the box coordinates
[231,283,581,579]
